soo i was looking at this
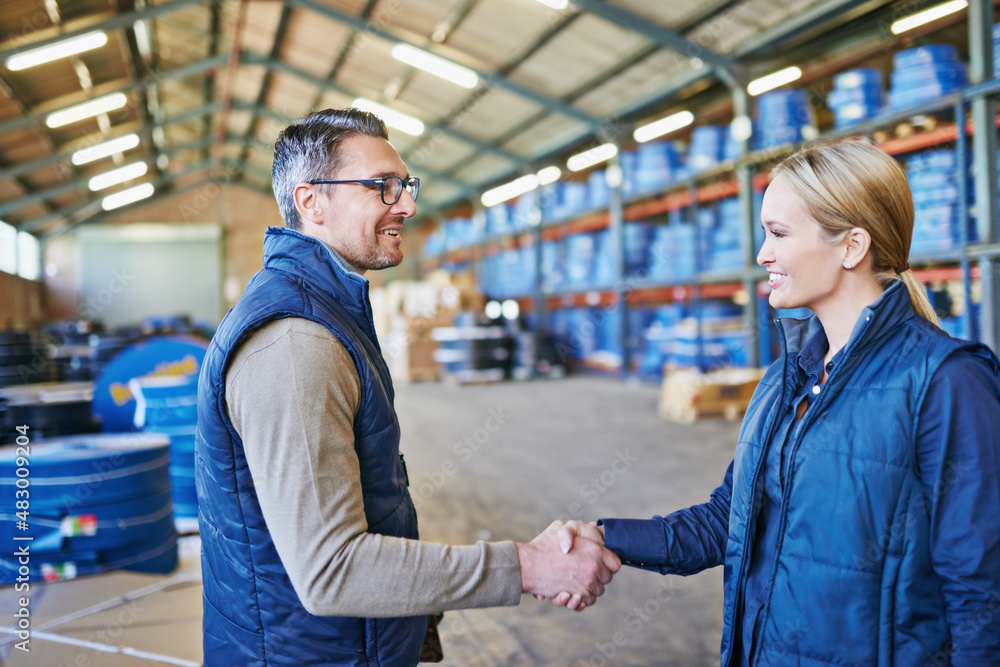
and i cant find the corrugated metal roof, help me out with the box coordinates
[0,0,924,235]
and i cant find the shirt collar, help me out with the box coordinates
[319,241,362,278]
[796,326,829,377]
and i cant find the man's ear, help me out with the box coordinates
[843,226,872,269]
[293,183,324,226]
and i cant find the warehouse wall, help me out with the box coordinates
[44,184,279,323]
[0,271,44,330]
[42,182,423,324]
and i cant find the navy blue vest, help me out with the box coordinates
[195,227,425,666]
[721,282,1000,666]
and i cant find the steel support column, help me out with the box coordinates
[969,0,998,350]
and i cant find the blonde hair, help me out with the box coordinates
[772,138,938,325]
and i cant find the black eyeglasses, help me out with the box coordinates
[307,176,420,205]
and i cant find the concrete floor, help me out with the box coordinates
[0,376,740,666]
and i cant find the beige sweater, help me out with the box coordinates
[225,317,522,617]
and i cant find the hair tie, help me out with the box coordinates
[894,263,910,274]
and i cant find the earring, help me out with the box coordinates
[844,262,852,269]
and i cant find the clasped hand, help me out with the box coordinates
[516,520,618,612]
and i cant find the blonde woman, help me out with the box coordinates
[559,138,1000,665]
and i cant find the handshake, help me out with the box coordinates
[516,520,620,612]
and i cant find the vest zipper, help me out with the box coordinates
[725,319,792,667]
[752,313,873,660]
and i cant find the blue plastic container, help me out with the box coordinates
[889,45,967,110]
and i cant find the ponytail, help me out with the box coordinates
[896,269,939,325]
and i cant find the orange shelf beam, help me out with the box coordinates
[878,114,1000,156]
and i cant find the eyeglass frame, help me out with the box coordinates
[306,176,420,205]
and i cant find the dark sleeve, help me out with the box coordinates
[916,350,1000,665]
[599,461,732,575]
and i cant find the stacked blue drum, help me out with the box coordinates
[907,149,973,253]
[588,170,611,210]
[710,198,747,274]
[687,125,728,174]
[0,433,177,582]
[540,240,564,293]
[755,89,813,149]
[130,375,199,526]
[888,45,967,110]
[592,230,618,289]
[563,233,598,290]
[623,222,652,280]
[637,304,685,379]
[994,23,1000,75]
[828,69,884,128]
[633,140,685,192]
[670,303,749,371]
[648,223,696,283]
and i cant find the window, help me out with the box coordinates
[17,231,40,280]
[0,220,16,275]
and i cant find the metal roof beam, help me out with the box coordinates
[573,0,742,88]
[0,0,203,63]
[735,0,884,58]
[238,51,528,169]
[46,160,274,238]
[0,135,221,219]
[227,100,477,195]
[0,54,228,137]
[26,145,273,237]
[24,158,212,234]
[305,0,378,113]
[236,5,293,173]
[1,103,222,182]
[284,0,604,129]
[203,0,223,163]
[116,0,165,182]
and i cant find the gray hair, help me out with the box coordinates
[271,108,389,230]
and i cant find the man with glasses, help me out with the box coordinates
[196,108,619,666]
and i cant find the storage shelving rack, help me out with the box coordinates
[417,1,999,376]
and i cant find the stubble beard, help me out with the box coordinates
[339,231,403,272]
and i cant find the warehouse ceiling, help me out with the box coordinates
[0,0,930,237]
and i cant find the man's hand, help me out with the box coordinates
[516,520,620,612]
[544,521,609,608]
[558,520,605,555]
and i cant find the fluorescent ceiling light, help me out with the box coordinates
[6,31,107,71]
[101,183,155,211]
[89,162,149,191]
[567,143,618,172]
[71,133,140,165]
[133,20,153,58]
[533,0,569,9]
[536,166,562,185]
[390,44,478,89]
[891,0,967,34]
[46,93,128,128]
[481,174,539,208]
[352,98,424,136]
[634,110,695,143]
[747,66,802,96]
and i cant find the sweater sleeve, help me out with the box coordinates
[225,317,522,617]
[916,350,1000,664]
[599,461,732,575]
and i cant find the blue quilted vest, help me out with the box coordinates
[195,227,425,666]
[722,282,1000,666]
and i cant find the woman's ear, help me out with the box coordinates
[293,183,323,226]
[843,227,872,270]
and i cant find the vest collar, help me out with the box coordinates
[261,225,373,327]
[778,280,915,360]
